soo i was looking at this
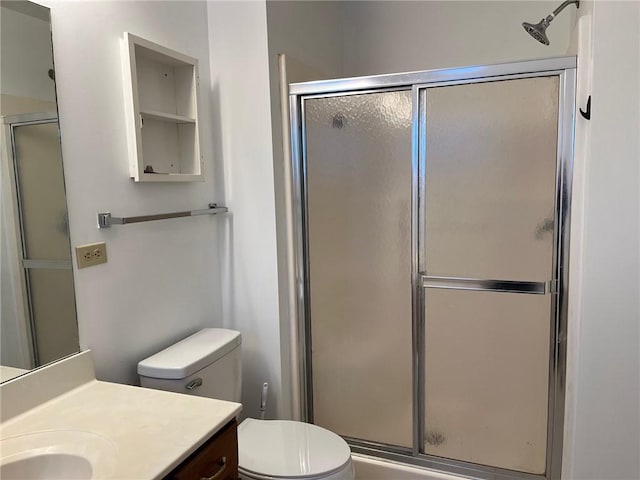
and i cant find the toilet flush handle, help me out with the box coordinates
[185,378,203,390]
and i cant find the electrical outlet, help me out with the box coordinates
[76,242,108,269]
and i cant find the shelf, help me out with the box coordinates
[122,33,203,182]
[140,110,195,124]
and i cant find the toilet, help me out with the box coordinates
[138,328,354,480]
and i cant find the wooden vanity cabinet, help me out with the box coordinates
[167,419,238,480]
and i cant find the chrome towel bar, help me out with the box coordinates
[97,203,228,228]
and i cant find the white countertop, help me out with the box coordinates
[0,352,242,479]
[0,366,28,383]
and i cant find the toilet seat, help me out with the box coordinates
[238,419,353,480]
[239,463,353,480]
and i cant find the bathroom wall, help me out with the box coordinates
[0,4,56,107]
[266,1,345,79]
[207,0,283,420]
[36,0,282,420]
[341,1,573,76]
[563,1,640,478]
[265,0,346,420]
[40,0,224,384]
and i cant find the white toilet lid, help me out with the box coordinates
[238,419,351,478]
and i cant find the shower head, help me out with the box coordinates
[522,18,552,45]
[522,0,579,46]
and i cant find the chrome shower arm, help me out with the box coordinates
[552,0,579,18]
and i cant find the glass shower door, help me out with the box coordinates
[292,58,575,480]
[12,120,79,366]
[303,90,414,448]
[420,77,560,474]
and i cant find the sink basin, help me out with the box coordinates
[0,430,116,480]
[1,453,92,480]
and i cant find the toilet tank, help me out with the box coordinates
[138,328,241,402]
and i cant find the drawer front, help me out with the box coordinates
[169,419,238,480]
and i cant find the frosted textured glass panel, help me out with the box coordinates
[425,77,559,281]
[14,123,71,261]
[305,91,412,447]
[28,269,78,365]
[423,289,551,474]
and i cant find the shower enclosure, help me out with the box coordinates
[1,112,78,369]
[288,57,575,480]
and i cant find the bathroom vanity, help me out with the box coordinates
[167,419,238,480]
[0,351,241,479]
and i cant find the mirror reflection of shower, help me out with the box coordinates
[1,0,80,381]
[522,0,579,45]
[1,114,79,371]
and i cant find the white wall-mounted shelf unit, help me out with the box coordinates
[122,33,203,182]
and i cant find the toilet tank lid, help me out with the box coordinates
[137,328,241,380]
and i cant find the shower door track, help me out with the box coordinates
[289,56,576,480]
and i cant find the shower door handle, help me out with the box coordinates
[420,275,552,295]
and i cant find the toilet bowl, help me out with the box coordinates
[138,328,354,480]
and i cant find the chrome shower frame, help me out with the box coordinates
[2,112,65,369]
[288,57,576,480]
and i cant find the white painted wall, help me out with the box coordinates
[563,1,640,479]
[0,5,56,103]
[40,0,224,385]
[342,1,573,76]
[207,1,282,420]
[266,1,344,80]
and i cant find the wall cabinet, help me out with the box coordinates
[122,33,203,182]
[167,419,238,480]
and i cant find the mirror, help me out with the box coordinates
[1,0,79,382]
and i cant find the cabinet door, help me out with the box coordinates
[168,420,238,480]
